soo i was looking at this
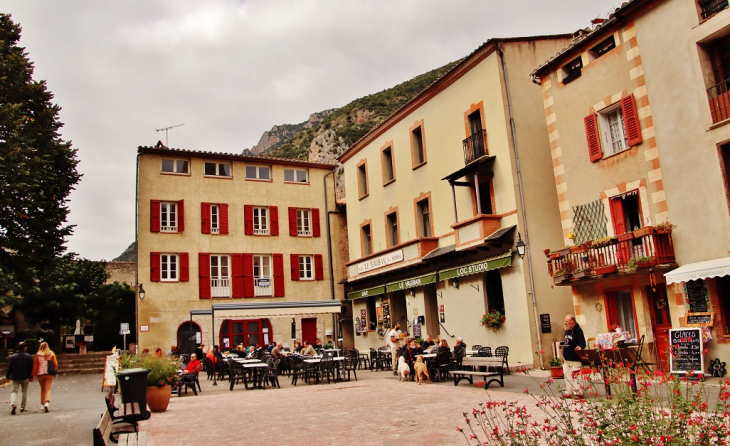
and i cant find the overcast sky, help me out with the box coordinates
[1,0,620,261]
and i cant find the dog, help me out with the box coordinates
[397,356,410,382]
[414,355,431,384]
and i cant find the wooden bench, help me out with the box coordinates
[450,369,504,389]
[117,431,147,446]
[93,409,137,445]
[105,388,143,425]
[93,389,140,445]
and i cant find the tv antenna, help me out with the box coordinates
[155,123,185,147]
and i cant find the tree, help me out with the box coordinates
[0,13,81,302]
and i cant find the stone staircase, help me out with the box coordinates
[57,352,108,375]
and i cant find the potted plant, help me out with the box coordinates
[480,310,505,331]
[549,356,563,378]
[591,236,617,248]
[572,268,593,279]
[632,225,655,238]
[626,255,656,272]
[137,354,180,412]
[593,264,618,275]
[617,231,635,242]
[655,221,676,234]
[552,266,572,283]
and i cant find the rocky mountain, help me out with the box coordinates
[246,109,336,155]
[113,241,136,262]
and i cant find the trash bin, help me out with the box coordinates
[116,368,151,420]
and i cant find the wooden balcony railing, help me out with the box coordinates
[462,130,487,165]
[546,227,675,284]
[707,80,730,123]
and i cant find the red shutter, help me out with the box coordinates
[621,94,643,147]
[606,294,620,328]
[273,253,285,297]
[231,253,244,298]
[314,254,324,280]
[270,206,279,236]
[312,208,321,237]
[610,197,626,235]
[220,203,229,235]
[198,253,211,299]
[290,254,300,281]
[177,199,185,232]
[150,200,160,233]
[150,252,161,282]
[244,205,254,235]
[584,114,602,162]
[201,202,211,234]
[288,207,297,236]
[243,253,254,298]
[180,252,189,282]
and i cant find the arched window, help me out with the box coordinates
[176,321,201,355]
[485,269,505,315]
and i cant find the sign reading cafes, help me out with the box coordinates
[357,250,404,274]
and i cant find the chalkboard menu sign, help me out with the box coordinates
[540,314,551,334]
[685,312,714,327]
[382,301,391,329]
[685,280,709,313]
[669,328,704,376]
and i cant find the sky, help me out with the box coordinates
[1,0,621,261]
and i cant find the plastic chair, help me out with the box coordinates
[343,355,358,381]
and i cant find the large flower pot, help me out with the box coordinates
[146,385,172,412]
[550,366,564,379]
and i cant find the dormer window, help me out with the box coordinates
[561,57,583,84]
[590,36,616,59]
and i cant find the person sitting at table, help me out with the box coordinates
[401,339,421,380]
[183,353,201,374]
[313,338,323,349]
[195,344,204,363]
[271,342,286,360]
[300,340,316,356]
[562,314,586,399]
[437,339,450,355]
[206,346,217,364]
[421,335,435,351]
[324,340,333,349]
[293,340,303,353]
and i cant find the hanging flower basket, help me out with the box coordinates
[480,310,505,331]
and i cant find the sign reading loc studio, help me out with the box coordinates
[357,250,403,274]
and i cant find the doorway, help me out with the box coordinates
[301,318,317,344]
[424,283,440,339]
[176,322,201,355]
[647,284,671,371]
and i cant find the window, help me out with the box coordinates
[485,269,505,315]
[477,180,493,215]
[411,125,426,167]
[210,205,220,234]
[366,296,377,330]
[253,255,272,296]
[160,254,178,281]
[717,276,730,332]
[361,224,372,256]
[219,319,272,351]
[204,162,231,177]
[561,56,583,84]
[210,255,230,298]
[385,212,398,248]
[201,202,228,235]
[605,288,638,337]
[416,198,432,238]
[287,207,319,237]
[720,143,730,215]
[253,207,269,235]
[357,160,369,198]
[589,36,616,59]
[299,255,314,280]
[245,165,270,180]
[706,34,730,123]
[151,199,184,233]
[297,209,311,236]
[161,158,189,174]
[381,145,395,184]
[599,103,629,155]
[699,0,728,19]
[160,202,178,232]
[284,168,308,183]
[585,95,642,162]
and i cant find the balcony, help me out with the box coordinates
[462,130,487,165]
[707,80,730,124]
[452,214,502,247]
[211,278,231,297]
[545,226,675,285]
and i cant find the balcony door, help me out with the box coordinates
[647,284,671,371]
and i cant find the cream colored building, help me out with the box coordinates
[338,36,574,367]
[136,144,342,354]
[532,0,730,371]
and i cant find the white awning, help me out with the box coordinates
[190,300,342,319]
[664,257,730,284]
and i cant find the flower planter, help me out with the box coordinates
[550,366,564,379]
[146,385,172,412]
[549,252,560,259]
[570,245,588,254]
[593,265,618,275]
[558,248,571,257]
[656,226,673,234]
[637,259,656,269]
[572,270,593,279]
[617,232,635,242]
[553,274,571,283]
[633,226,655,238]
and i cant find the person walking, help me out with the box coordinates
[6,342,34,415]
[562,314,586,399]
[32,342,58,412]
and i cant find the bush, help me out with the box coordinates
[16,328,56,353]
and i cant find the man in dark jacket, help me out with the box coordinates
[562,315,586,398]
[6,342,34,414]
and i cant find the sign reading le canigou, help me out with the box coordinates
[357,250,404,274]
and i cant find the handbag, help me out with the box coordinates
[46,356,57,376]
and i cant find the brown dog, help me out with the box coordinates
[414,355,431,384]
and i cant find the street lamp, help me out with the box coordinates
[516,233,527,259]
[138,284,146,301]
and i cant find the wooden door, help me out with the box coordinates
[647,285,672,371]
[301,318,317,344]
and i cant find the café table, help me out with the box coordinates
[242,362,269,389]
[323,349,341,357]
[304,356,346,383]
[234,358,263,364]
[575,348,638,396]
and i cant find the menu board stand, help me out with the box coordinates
[669,328,704,378]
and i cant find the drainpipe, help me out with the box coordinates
[323,169,339,352]
[134,151,140,354]
[498,42,544,369]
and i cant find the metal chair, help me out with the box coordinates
[494,346,510,374]
[477,347,492,357]
[433,351,452,382]
[180,364,200,396]
[471,345,483,354]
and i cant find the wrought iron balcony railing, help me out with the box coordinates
[462,130,487,165]
[707,79,730,123]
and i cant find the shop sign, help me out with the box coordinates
[347,285,385,300]
[357,250,403,274]
[438,251,512,281]
[385,273,436,293]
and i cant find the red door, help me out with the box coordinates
[610,197,631,265]
[647,285,671,371]
[301,318,317,344]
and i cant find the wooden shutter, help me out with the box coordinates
[290,254,300,281]
[273,253,285,297]
[244,205,254,235]
[150,200,160,233]
[220,203,229,235]
[314,254,324,280]
[312,208,321,237]
[243,253,254,298]
[201,202,211,234]
[150,252,161,282]
[231,253,244,298]
[180,252,189,282]
[609,197,626,235]
[288,207,297,236]
[606,293,620,328]
[198,253,211,299]
[621,94,643,147]
[177,199,185,232]
[584,114,602,162]
[270,206,279,236]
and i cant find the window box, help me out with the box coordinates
[553,273,571,284]
[632,226,655,238]
[549,252,561,260]
[572,269,593,279]
[617,232,635,242]
[557,248,572,257]
[593,265,618,275]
